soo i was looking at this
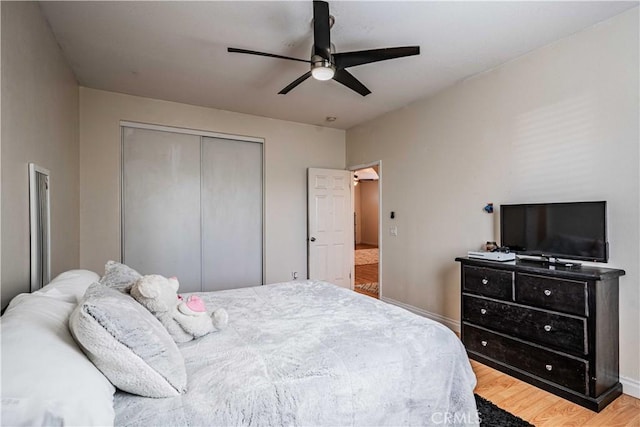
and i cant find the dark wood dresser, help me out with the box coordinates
[455,257,625,412]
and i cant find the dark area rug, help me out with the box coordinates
[475,394,535,427]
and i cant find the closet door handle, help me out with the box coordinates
[310,237,316,242]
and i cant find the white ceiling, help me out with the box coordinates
[40,1,637,130]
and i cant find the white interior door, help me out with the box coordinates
[308,168,353,288]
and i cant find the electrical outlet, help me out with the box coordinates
[390,226,398,236]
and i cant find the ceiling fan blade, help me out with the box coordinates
[313,1,331,60]
[332,69,371,97]
[227,47,311,64]
[333,46,420,70]
[278,71,312,95]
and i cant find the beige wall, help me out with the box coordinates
[359,181,379,246]
[79,88,345,284]
[0,4,3,294]
[1,2,80,309]
[347,9,639,394]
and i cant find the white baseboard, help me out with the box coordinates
[381,296,640,399]
[380,297,460,333]
[621,374,640,399]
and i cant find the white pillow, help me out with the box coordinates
[1,292,115,426]
[99,260,142,292]
[70,283,187,398]
[34,269,100,303]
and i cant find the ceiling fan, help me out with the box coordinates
[227,0,420,96]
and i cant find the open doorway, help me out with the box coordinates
[352,164,380,298]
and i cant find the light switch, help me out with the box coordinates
[390,226,398,236]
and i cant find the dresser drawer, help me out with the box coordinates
[462,266,513,300]
[463,296,587,355]
[515,273,587,316]
[464,324,588,394]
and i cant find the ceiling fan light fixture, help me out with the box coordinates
[311,67,334,81]
[228,1,420,96]
[311,55,335,81]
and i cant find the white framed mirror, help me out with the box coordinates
[29,163,51,292]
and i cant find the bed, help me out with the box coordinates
[1,268,478,426]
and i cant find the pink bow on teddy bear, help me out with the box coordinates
[177,294,206,313]
[172,277,207,315]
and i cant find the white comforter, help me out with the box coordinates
[114,280,478,426]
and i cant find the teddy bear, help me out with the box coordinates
[130,274,228,343]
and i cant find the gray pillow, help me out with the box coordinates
[99,260,141,292]
[69,283,187,398]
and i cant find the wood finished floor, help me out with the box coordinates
[472,360,640,426]
[354,244,379,299]
[354,263,378,285]
[355,243,378,250]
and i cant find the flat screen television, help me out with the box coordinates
[500,201,608,263]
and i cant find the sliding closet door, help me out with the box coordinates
[201,137,263,291]
[122,127,202,292]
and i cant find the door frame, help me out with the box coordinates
[348,160,382,296]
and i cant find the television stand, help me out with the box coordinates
[455,256,625,412]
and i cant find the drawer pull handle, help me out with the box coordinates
[481,341,488,347]
[480,309,487,315]
[481,278,489,285]
[545,364,553,371]
[544,325,552,332]
[544,289,552,296]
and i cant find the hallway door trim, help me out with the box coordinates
[348,160,382,297]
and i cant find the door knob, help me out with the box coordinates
[310,237,316,242]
